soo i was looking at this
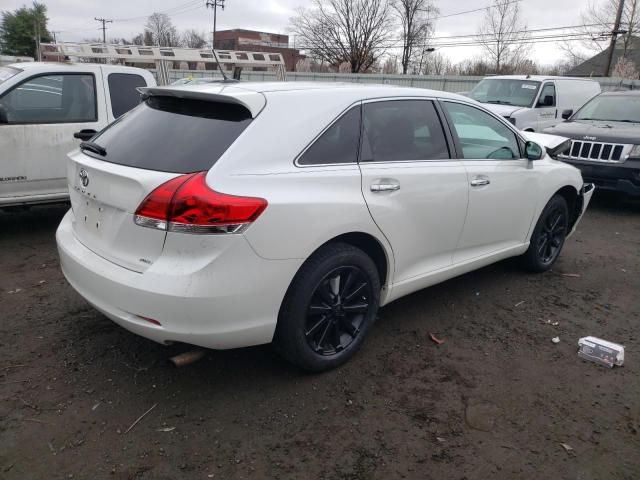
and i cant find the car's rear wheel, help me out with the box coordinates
[275,243,380,372]
[521,194,569,272]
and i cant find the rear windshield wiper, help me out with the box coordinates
[80,141,107,156]
[615,119,640,123]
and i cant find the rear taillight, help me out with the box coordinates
[134,172,267,234]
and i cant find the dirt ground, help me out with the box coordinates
[1,192,639,480]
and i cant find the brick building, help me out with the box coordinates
[214,29,304,72]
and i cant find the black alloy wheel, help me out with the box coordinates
[275,242,380,372]
[305,266,373,356]
[536,203,567,264]
[522,194,569,272]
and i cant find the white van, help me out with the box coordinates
[0,62,155,208]
[468,75,601,132]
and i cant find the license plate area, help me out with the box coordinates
[78,197,104,233]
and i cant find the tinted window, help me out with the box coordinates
[90,96,252,173]
[469,79,541,108]
[537,83,556,107]
[574,94,640,123]
[443,102,520,160]
[298,106,361,165]
[361,100,449,162]
[107,73,147,118]
[0,73,96,124]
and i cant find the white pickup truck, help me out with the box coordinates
[0,62,156,208]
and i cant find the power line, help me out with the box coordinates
[427,23,607,41]
[421,0,523,20]
[296,30,608,51]
[111,0,204,23]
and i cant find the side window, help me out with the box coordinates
[361,100,450,162]
[443,102,520,160]
[537,83,556,107]
[107,73,147,118]
[298,105,361,165]
[0,74,96,124]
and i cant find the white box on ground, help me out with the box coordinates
[578,336,625,368]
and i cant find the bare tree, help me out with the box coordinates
[392,0,437,74]
[561,0,640,66]
[421,51,453,75]
[182,29,207,49]
[477,0,530,73]
[612,56,639,78]
[290,0,392,73]
[382,56,398,73]
[145,13,180,47]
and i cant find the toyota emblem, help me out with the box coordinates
[79,169,89,187]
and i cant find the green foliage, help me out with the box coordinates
[0,2,51,57]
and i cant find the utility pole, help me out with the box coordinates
[94,17,113,44]
[206,0,225,49]
[604,0,626,77]
[33,18,41,61]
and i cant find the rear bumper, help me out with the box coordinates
[562,159,640,196]
[56,210,302,350]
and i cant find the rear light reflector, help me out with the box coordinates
[139,316,162,326]
[134,172,267,234]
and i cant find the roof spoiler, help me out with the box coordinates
[137,86,266,118]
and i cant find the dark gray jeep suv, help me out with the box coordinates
[544,90,640,196]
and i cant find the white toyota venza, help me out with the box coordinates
[56,82,594,371]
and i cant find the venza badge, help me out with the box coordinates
[79,169,89,187]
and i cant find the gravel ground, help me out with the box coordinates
[1,192,639,480]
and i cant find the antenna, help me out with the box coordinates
[205,0,232,83]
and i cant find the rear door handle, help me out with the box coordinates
[371,182,400,192]
[74,129,97,141]
[470,176,490,187]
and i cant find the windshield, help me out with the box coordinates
[0,66,21,85]
[469,79,541,108]
[573,95,640,123]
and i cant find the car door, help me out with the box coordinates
[359,99,469,285]
[441,100,539,264]
[535,82,557,131]
[0,71,108,203]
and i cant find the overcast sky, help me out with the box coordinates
[3,0,605,65]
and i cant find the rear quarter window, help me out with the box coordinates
[107,73,148,118]
[91,96,252,173]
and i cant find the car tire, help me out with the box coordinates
[274,242,381,372]
[521,194,569,272]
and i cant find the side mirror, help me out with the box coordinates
[525,141,544,161]
[561,109,573,120]
[0,103,8,124]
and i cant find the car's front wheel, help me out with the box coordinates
[275,243,380,372]
[521,194,569,272]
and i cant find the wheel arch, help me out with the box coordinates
[554,184,582,230]
[320,232,391,288]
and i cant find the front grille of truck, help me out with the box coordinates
[559,140,629,163]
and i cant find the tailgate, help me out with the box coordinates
[68,150,177,272]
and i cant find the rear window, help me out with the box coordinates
[91,96,252,173]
